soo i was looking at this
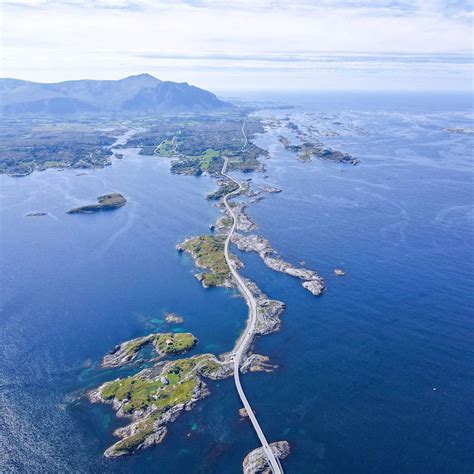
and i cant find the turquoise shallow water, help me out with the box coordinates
[0,92,473,472]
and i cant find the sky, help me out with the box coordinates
[1,0,473,91]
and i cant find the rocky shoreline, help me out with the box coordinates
[243,441,290,474]
[88,354,230,457]
[88,340,275,457]
[233,233,325,295]
[67,192,126,214]
[84,113,341,469]
[102,332,197,369]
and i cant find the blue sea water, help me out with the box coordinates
[0,92,473,473]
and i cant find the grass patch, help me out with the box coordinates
[180,235,230,287]
[196,148,220,170]
[153,333,197,355]
[158,139,174,157]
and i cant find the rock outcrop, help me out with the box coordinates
[243,441,290,474]
[233,234,325,296]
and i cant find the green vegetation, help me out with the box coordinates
[97,350,225,455]
[157,139,175,157]
[120,332,196,360]
[67,193,127,214]
[278,136,359,164]
[207,180,239,200]
[128,114,265,176]
[101,375,165,412]
[0,113,267,177]
[196,148,219,169]
[109,417,155,455]
[179,235,230,287]
[123,337,150,357]
[198,357,221,378]
[170,150,223,176]
[153,333,197,355]
[0,118,119,176]
[107,375,199,455]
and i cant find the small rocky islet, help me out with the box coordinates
[26,212,47,217]
[67,192,126,214]
[165,313,184,324]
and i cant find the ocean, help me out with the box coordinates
[0,92,472,473]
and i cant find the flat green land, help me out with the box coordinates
[157,139,174,157]
[180,235,230,287]
[196,148,220,170]
[153,333,197,355]
[123,332,197,358]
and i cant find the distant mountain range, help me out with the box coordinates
[0,74,232,115]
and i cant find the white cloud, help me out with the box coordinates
[1,0,472,90]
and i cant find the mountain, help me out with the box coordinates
[121,81,230,112]
[0,74,232,115]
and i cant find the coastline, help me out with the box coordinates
[83,115,331,467]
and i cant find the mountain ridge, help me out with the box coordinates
[0,74,232,115]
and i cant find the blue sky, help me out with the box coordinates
[1,0,473,91]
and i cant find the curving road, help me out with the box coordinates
[221,155,283,474]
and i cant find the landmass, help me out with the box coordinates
[102,332,197,368]
[0,112,267,178]
[89,332,275,457]
[260,185,282,194]
[0,77,369,471]
[232,233,325,295]
[176,235,242,288]
[81,108,355,469]
[279,135,359,164]
[67,193,126,214]
[0,118,119,176]
[243,441,290,474]
[88,352,230,457]
[26,212,47,217]
[125,114,267,177]
[444,127,474,134]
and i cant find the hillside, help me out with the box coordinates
[0,74,232,115]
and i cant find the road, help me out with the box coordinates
[221,154,283,474]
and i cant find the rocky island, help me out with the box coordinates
[279,136,359,164]
[26,212,47,217]
[102,332,198,369]
[89,351,231,457]
[67,193,126,214]
[243,441,290,474]
[232,233,325,296]
[165,313,184,324]
[89,332,276,457]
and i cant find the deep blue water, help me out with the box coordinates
[0,93,473,473]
